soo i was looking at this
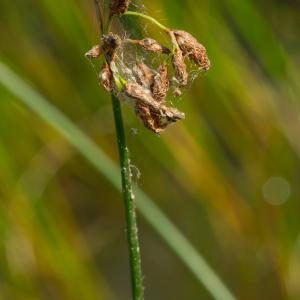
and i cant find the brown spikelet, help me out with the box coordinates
[109,0,130,17]
[124,82,160,110]
[169,31,188,87]
[101,33,121,62]
[135,102,163,134]
[99,63,113,92]
[136,38,170,54]
[125,82,185,133]
[133,62,154,89]
[172,47,188,86]
[135,102,185,134]
[174,30,210,71]
[85,45,103,59]
[151,63,169,102]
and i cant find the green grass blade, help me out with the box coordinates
[0,60,236,300]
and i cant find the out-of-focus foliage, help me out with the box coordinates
[0,0,300,299]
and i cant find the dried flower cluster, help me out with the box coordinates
[109,0,130,17]
[86,0,210,134]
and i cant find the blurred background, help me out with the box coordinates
[0,0,300,299]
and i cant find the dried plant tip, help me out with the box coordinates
[99,63,113,92]
[109,0,130,17]
[151,64,169,102]
[133,62,154,89]
[169,31,188,87]
[101,33,121,62]
[137,38,170,54]
[85,45,102,59]
[174,30,210,71]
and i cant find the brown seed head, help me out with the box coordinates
[135,101,185,134]
[133,62,154,89]
[126,82,184,134]
[99,63,113,92]
[85,45,103,59]
[174,30,210,71]
[169,31,188,87]
[135,102,163,134]
[101,33,121,62]
[109,0,130,17]
[172,47,188,86]
[124,82,160,110]
[151,63,169,102]
[137,38,170,54]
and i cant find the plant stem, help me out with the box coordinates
[124,11,169,32]
[111,93,144,300]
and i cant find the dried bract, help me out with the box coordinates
[136,38,170,54]
[85,45,102,59]
[174,30,210,71]
[151,64,169,102]
[99,63,113,92]
[109,0,130,17]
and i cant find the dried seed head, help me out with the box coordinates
[126,82,184,134]
[135,102,163,134]
[137,38,170,54]
[172,47,188,86]
[101,33,121,62]
[151,63,169,102]
[135,102,185,134]
[85,45,103,59]
[124,82,160,110]
[133,62,154,89]
[109,0,130,17]
[99,63,113,92]
[169,31,188,87]
[174,30,210,71]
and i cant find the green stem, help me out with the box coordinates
[111,94,144,300]
[124,11,169,32]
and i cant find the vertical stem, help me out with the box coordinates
[111,94,144,300]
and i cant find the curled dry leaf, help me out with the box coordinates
[174,30,210,71]
[151,63,169,102]
[109,0,130,17]
[99,63,113,92]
